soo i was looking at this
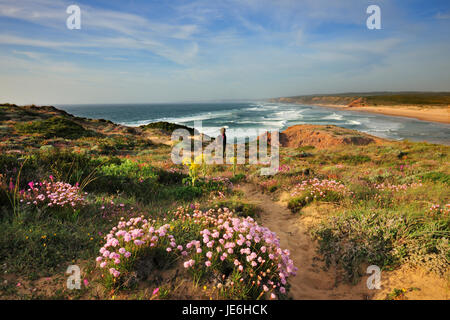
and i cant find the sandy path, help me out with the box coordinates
[237,184,449,300]
[238,184,372,299]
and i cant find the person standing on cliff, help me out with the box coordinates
[220,127,227,159]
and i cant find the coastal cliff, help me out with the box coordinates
[269,92,450,124]
[269,92,450,107]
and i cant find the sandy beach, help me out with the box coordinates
[305,104,450,124]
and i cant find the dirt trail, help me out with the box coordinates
[238,183,371,299]
[237,184,449,300]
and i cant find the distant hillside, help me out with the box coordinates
[269,92,450,107]
[0,103,210,154]
[0,103,156,154]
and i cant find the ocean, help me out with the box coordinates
[56,101,450,145]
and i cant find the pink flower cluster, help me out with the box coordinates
[428,204,450,217]
[277,165,291,173]
[96,216,177,277]
[20,178,87,209]
[290,178,351,199]
[374,182,423,192]
[96,206,297,299]
[176,207,297,298]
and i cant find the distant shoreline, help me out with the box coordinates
[269,93,450,125]
[269,101,450,124]
[305,103,450,124]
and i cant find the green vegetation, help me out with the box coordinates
[421,171,449,184]
[15,116,96,139]
[288,195,312,213]
[0,146,231,299]
[334,154,371,165]
[312,206,449,283]
[259,140,449,284]
[0,103,448,300]
[0,208,106,278]
[213,199,261,218]
[365,93,450,106]
[141,121,195,135]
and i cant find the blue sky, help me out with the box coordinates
[0,0,449,104]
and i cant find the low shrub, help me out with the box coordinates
[312,206,450,283]
[99,159,157,181]
[15,116,95,139]
[230,173,246,184]
[214,200,260,218]
[287,194,312,213]
[0,212,106,277]
[290,178,351,205]
[165,186,203,201]
[421,171,449,185]
[141,122,195,135]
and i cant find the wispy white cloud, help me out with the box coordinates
[0,0,200,64]
[12,50,43,60]
[0,0,448,104]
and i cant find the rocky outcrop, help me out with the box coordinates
[278,124,382,149]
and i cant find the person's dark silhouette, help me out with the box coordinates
[220,127,226,158]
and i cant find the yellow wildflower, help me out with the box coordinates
[182,157,192,166]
